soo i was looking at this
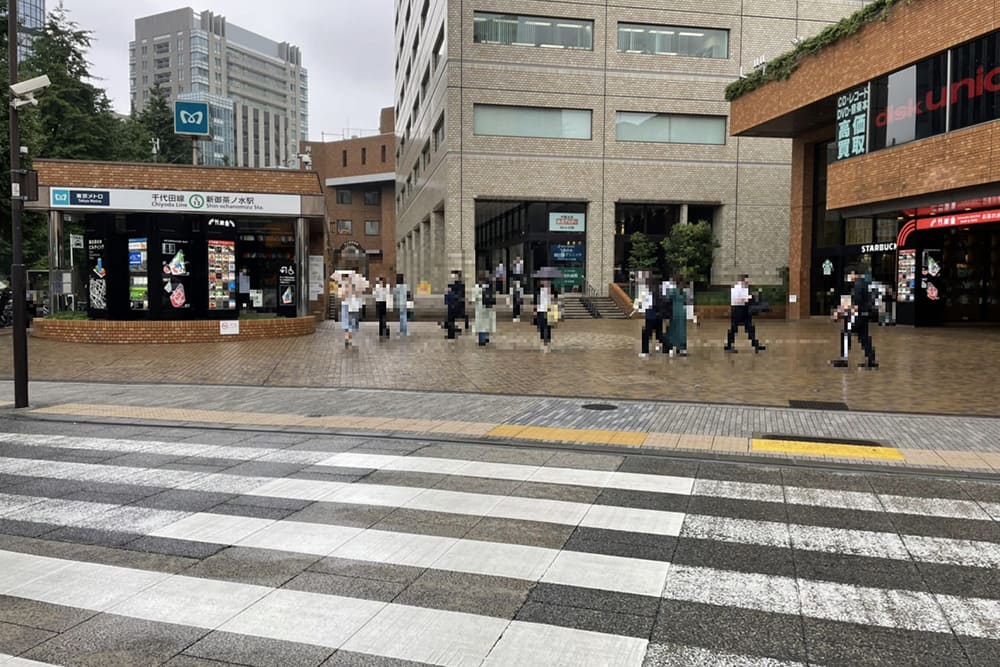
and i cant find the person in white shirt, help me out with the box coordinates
[534,279,556,352]
[725,274,765,353]
[513,256,524,280]
[373,276,391,339]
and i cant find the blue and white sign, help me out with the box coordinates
[51,189,109,207]
[550,244,584,262]
[174,100,210,136]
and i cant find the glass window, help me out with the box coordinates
[365,220,381,236]
[434,114,445,149]
[364,191,381,206]
[845,218,873,246]
[950,32,1000,132]
[474,104,591,139]
[616,112,726,144]
[876,218,898,243]
[618,23,727,58]
[336,190,352,205]
[337,220,353,235]
[473,12,593,50]
[869,53,948,151]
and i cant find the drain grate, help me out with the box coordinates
[581,403,618,411]
[788,400,849,411]
[757,433,884,447]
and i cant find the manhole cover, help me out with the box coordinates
[757,433,884,447]
[581,403,618,411]
[788,400,849,411]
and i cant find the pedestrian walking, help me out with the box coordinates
[509,278,524,323]
[533,267,561,352]
[454,270,470,331]
[667,276,688,356]
[374,276,390,339]
[337,274,353,348]
[394,273,411,336]
[494,262,506,295]
[831,265,878,369]
[444,270,461,340]
[473,272,497,346]
[725,274,766,353]
[513,256,524,281]
[632,277,666,358]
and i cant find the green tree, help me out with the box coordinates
[137,83,190,164]
[19,5,121,161]
[660,221,720,283]
[627,232,659,271]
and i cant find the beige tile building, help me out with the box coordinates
[395,0,872,292]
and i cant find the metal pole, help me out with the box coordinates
[8,0,28,407]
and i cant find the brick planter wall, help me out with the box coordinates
[32,317,317,344]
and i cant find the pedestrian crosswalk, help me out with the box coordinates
[0,428,998,665]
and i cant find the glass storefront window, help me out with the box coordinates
[845,218,873,246]
[869,53,948,151]
[617,23,728,59]
[876,218,899,243]
[950,32,1000,132]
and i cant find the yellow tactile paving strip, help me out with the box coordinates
[25,402,1000,472]
[751,438,904,462]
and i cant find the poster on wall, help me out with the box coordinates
[87,238,107,313]
[278,264,296,306]
[921,249,942,301]
[161,238,190,310]
[128,237,148,311]
[308,255,324,300]
[896,249,915,303]
[207,239,237,311]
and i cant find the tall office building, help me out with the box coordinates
[17,0,46,63]
[394,0,873,292]
[130,8,308,168]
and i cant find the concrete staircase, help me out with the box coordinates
[559,294,629,319]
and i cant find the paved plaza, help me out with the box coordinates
[0,417,998,666]
[4,318,1000,416]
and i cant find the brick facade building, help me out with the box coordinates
[394,0,870,293]
[731,0,1000,325]
[303,108,397,284]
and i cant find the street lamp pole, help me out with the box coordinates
[8,0,29,408]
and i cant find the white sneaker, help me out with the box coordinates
[639,353,649,359]
[668,349,675,357]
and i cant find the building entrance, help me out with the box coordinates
[912,224,1000,324]
[475,200,586,292]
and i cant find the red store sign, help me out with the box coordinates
[916,208,1000,230]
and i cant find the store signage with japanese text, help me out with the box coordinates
[916,208,1000,230]
[835,84,870,161]
[50,187,301,216]
[550,244,584,262]
[548,212,586,232]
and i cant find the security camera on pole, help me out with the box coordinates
[7,0,51,408]
[173,100,211,164]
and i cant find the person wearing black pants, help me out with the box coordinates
[725,274,765,353]
[635,279,667,357]
[374,276,390,339]
[832,265,877,369]
[444,271,460,340]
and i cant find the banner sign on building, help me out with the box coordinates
[50,187,301,216]
[916,208,1000,230]
[549,212,586,232]
[835,84,870,161]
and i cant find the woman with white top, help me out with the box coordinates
[534,278,556,352]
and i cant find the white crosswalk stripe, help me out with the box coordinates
[0,431,998,666]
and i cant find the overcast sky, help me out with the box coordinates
[57,0,395,140]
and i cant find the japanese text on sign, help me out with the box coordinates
[835,84,870,161]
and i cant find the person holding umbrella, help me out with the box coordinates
[533,266,562,352]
